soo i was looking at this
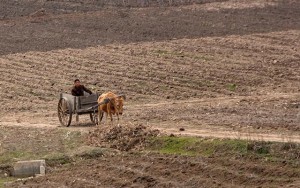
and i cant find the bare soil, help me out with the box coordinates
[6,153,300,188]
[0,0,300,187]
[1,124,300,188]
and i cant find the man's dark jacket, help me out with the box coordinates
[71,85,92,96]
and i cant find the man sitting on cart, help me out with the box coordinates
[71,79,93,96]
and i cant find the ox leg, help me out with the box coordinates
[110,113,113,122]
[99,112,104,122]
[106,113,113,126]
[98,105,104,125]
[115,109,119,121]
[105,113,108,124]
[98,111,103,125]
[116,113,119,121]
[108,107,113,122]
[111,115,114,126]
[107,104,114,125]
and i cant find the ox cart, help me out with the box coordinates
[58,93,105,127]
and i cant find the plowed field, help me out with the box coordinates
[0,0,300,187]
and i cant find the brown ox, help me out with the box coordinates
[97,92,125,124]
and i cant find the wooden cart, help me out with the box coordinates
[57,93,100,127]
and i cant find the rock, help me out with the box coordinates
[30,9,46,17]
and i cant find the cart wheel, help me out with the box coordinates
[90,113,98,125]
[58,98,72,127]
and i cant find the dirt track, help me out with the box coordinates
[1,0,300,187]
[2,93,300,143]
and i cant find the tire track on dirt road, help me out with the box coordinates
[1,93,300,143]
[157,127,300,143]
[126,93,300,143]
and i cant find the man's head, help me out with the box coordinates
[74,79,81,87]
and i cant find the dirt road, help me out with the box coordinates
[1,92,300,143]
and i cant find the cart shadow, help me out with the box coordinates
[56,122,97,128]
[71,122,97,127]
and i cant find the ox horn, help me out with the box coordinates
[117,94,126,100]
